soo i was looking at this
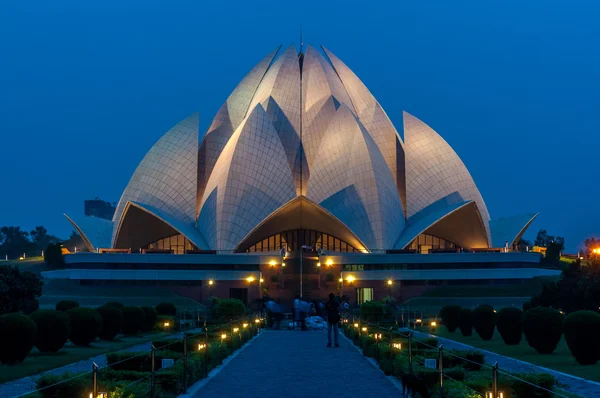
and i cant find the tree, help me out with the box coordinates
[29,226,60,254]
[534,229,565,250]
[0,266,43,314]
[63,231,86,252]
[44,243,64,267]
[0,226,32,258]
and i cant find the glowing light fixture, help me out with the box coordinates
[221,333,227,340]
[233,328,239,333]
[361,327,367,332]
[163,322,170,328]
[243,323,249,328]
[326,259,333,266]
[208,280,214,285]
[246,276,255,283]
[354,323,359,328]
[393,342,402,350]
[317,262,321,267]
[339,277,343,282]
[198,343,206,350]
[260,278,264,283]
[255,318,260,324]
[269,260,276,266]
[387,280,393,285]
[347,275,355,283]
[430,321,437,327]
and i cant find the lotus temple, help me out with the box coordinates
[45,43,560,304]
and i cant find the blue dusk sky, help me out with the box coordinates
[0,0,598,252]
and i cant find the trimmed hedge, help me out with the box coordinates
[140,306,158,332]
[156,302,177,316]
[523,307,563,354]
[458,308,473,337]
[439,305,461,333]
[121,306,145,335]
[472,305,495,340]
[563,310,600,365]
[496,307,523,345]
[0,313,37,363]
[103,301,125,309]
[66,307,102,346]
[55,300,79,312]
[359,301,386,322]
[30,310,70,352]
[96,305,123,341]
[215,299,246,320]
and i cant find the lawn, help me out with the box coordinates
[0,332,166,384]
[428,327,600,383]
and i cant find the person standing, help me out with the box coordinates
[325,293,341,347]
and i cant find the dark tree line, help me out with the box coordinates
[0,226,84,259]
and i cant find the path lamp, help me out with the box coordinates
[430,320,437,331]
[486,393,504,398]
[89,393,107,398]
[387,280,393,299]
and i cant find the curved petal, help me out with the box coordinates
[197,46,280,213]
[112,113,199,245]
[248,45,303,195]
[197,103,297,251]
[322,46,405,208]
[114,201,209,251]
[234,196,368,253]
[403,111,491,244]
[490,213,539,248]
[307,104,405,250]
[64,214,113,252]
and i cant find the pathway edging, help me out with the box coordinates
[339,331,404,392]
[178,331,263,398]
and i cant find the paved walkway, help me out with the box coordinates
[192,330,400,398]
[409,330,600,398]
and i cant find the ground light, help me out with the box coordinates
[269,260,276,267]
[163,322,170,329]
[247,276,254,283]
[339,277,343,282]
[430,321,437,329]
[198,343,206,351]
[208,280,214,285]
[254,318,260,324]
[89,393,107,398]
[243,323,249,328]
[233,328,239,333]
[354,323,359,328]
[361,327,367,332]
[392,342,402,350]
[259,278,264,283]
[221,333,227,340]
[486,393,504,398]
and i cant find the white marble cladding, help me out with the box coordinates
[403,111,491,244]
[72,43,536,253]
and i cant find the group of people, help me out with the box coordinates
[263,294,350,347]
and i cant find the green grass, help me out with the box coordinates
[0,332,166,383]
[428,327,600,383]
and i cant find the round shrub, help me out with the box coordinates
[522,300,533,313]
[472,305,496,340]
[439,305,461,333]
[496,307,523,345]
[523,307,563,354]
[140,306,158,332]
[458,308,473,336]
[215,299,246,320]
[30,310,70,352]
[96,305,124,341]
[66,307,102,346]
[103,301,125,309]
[0,313,37,363]
[563,310,600,365]
[122,306,145,335]
[56,300,79,312]
[156,302,177,316]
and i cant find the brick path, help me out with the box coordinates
[193,330,400,398]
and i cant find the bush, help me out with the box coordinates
[522,300,533,313]
[66,307,102,346]
[55,300,79,312]
[523,307,563,354]
[563,310,600,365]
[140,306,158,332]
[30,310,70,352]
[496,307,523,345]
[472,305,495,340]
[511,372,557,398]
[36,372,88,398]
[359,301,385,322]
[446,349,484,371]
[103,301,125,309]
[215,299,246,320]
[96,305,123,341]
[0,313,37,363]
[156,302,177,316]
[121,306,145,335]
[22,298,40,314]
[107,350,180,371]
[439,305,461,333]
[458,308,473,336]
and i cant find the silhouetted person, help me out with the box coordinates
[325,293,340,347]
